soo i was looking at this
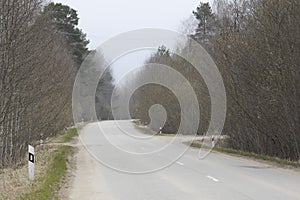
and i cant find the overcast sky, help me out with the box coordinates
[53,0,212,49]
[52,0,212,80]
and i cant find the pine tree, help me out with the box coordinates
[192,2,216,41]
[44,3,89,67]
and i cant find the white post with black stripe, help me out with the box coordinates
[28,145,35,180]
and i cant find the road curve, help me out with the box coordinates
[69,121,300,200]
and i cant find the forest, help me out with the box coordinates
[0,0,112,168]
[129,0,300,161]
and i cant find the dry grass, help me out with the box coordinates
[47,128,78,144]
[0,128,77,199]
[19,146,72,200]
[0,145,57,199]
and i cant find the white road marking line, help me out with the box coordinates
[176,161,184,166]
[206,175,219,182]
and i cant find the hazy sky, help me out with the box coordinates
[53,0,211,49]
[52,0,212,80]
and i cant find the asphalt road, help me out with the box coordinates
[69,120,300,200]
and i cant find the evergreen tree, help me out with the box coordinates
[192,2,216,40]
[44,3,89,67]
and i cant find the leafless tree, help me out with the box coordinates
[0,0,76,167]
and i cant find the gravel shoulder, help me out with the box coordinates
[60,140,114,200]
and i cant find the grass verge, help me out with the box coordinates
[185,140,300,168]
[183,140,203,148]
[133,123,156,135]
[60,128,78,143]
[19,146,73,200]
[133,122,177,137]
[49,127,78,144]
[15,128,78,200]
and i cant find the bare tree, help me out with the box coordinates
[0,0,76,167]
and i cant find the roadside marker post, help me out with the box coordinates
[211,136,215,147]
[40,133,44,146]
[28,145,35,180]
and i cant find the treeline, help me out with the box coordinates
[129,46,210,134]
[0,1,89,167]
[130,0,300,161]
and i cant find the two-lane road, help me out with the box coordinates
[69,121,300,200]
